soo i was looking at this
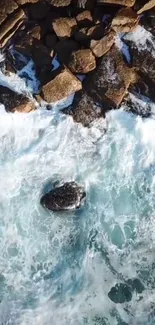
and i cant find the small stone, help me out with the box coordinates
[40,182,86,211]
[90,30,116,57]
[68,49,96,74]
[41,67,82,103]
[112,7,139,33]
[0,86,35,113]
[52,17,77,39]
[108,283,132,303]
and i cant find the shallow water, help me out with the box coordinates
[1,43,155,325]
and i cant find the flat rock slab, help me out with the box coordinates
[68,49,96,74]
[90,30,116,57]
[0,86,35,113]
[84,45,135,107]
[41,67,82,103]
[40,181,86,211]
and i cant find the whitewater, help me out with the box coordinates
[0,34,155,325]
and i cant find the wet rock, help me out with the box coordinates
[108,283,132,303]
[129,71,155,103]
[76,10,93,27]
[0,9,25,48]
[123,26,155,83]
[29,1,50,20]
[84,45,135,107]
[123,93,152,118]
[45,33,58,49]
[63,90,105,127]
[54,39,79,64]
[68,49,96,74]
[127,278,145,294]
[111,7,139,33]
[47,0,71,6]
[90,30,116,57]
[97,0,136,6]
[40,182,86,211]
[52,17,77,39]
[41,67,82,103]
[137,0,155,14]
[0,86,35,113]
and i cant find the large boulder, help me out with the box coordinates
[111,7,139,33]
[40,182,86,211]
[90,30,116,57]
[68,49,96,74]
[0,86,35,113]
[52,17,77,39]
[63,90,105,127]
[84,45,135,107]
[41,67,82,103]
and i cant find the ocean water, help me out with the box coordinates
[0,33,155,325]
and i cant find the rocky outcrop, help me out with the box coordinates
[111,7,139,33]
[68,49,96,73]
[41,67,82,103]
[90,30,116,57]
[0,86,35,113]
[40,181,86,211]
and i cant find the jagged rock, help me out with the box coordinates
[97,0,136,6]
[0,9,25,48]
[90,30,116,57]
[85,45,135,107]
[63,91,105,126]
[108,283,132,303]
[68,49,96,74]
[47,0,71,6]
[29,1,50,20]
[137,0,155,14]
[45,33,58,49]
[123,26,155,83]
[76,10,93,27]
[54,39,79,64]
[0,86,35,113]
[40,181,86,211]
[111,7,139,33]
[74,24,105,45]
[52,17,77,39]
[41,67,82,103]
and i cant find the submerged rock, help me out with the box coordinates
[40,182,86,211]
[108,283,132,303]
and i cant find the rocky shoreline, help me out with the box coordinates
[0,0,154,125]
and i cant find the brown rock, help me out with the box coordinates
[0,9,25,48]
[28,25,42,41]
[111,7,139,33]
[0,86,35,113]
[63,91,104,126]
[137,0,155,14]
[74,24,105,45]
[47,0,71,6]
[41,67,82,103]
[85,45,135,107]
[52,17,77,39]
[129,71,155,103]
[29,2,50,20]
[76,10,93,27]
[45,33,58,49]
[0,0,18,16]
[54,39,79,64]
[90,30,116,57]
[16,0,38,4]
[97,0,136,6]
[68,49,96,74]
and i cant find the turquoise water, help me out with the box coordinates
[0,91,155,324]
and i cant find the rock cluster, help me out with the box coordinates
[0,0,154,121]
